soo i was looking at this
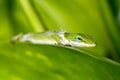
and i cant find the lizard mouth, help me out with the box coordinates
[87,43,96,47]
[70,41,96,47]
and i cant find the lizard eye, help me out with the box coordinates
[75,37,82,42]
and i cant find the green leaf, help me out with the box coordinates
[0,43,120,80]
[1,0,120,79]
[95,0,120,62]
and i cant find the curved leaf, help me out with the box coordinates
[0,43,120,80]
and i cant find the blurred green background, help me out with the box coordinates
[0,0,120,80]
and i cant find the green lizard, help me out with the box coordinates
[11,31,96,47]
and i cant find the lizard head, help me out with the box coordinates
[64,32,96,47]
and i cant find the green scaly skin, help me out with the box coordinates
[11,31,96,47]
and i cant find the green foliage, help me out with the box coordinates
[0,43,120,80]
[0,0,120,80]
